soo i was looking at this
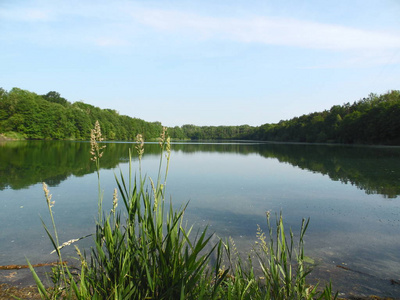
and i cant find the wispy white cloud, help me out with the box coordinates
[2,1,400,57]
[132,9,400,51]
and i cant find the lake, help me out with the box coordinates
[0,140,399,297]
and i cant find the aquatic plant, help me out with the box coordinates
[28,123,338,299]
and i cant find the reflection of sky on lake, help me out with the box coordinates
[1,146,400,297]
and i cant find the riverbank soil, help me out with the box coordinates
[0,284,41,300]
[1,276,399,299]
[1,283,399,299]
[0,266,52,299]
[0,261,399,299]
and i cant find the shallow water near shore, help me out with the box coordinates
[0,140,399,298]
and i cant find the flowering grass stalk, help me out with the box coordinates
[90,120,106,222]
[27,183,82,299]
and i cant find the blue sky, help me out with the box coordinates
[1,0,400,127]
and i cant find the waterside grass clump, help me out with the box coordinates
[28,122,338,299]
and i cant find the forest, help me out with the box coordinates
[248,90,400,145]
[172,90,400,145]
[1,87,399,145]
[0,88,162,140]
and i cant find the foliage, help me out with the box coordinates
[0,87,162,140]
[247,90,400,145]
[28,124,338,299]
[219,214,337,300]
[2,87,399,145]
[170,90,400,145]
[170,124,254,140]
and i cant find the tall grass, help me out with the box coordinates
[28,122,338,299]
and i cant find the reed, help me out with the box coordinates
[219,213,337,300]
[28,123,338,299]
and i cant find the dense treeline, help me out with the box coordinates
[248,90,400,145]
[0,88,162,140]
[1,87,399,145]
[170,90,400,145]
[168,124,253,140]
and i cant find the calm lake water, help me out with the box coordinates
[0,140,400,297]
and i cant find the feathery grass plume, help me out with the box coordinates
[135,133,145,183]
[50,234,91,254]
[90,120,106,221]
[158,126,167,148]
[160,128,171,196]
[75,245,87,270]
[165,136,171,161]
[255,224,268,253]
[28,183,71,298]
[151,127,170,209]
[111,188,118,214]
[149,177,159,211]
[43,182,55,208]
[50,238,80,254]
[42,183,60,257]
[90,120,106,162]
[166,136,171,153]
[135,133,144,159]
[229,236,239,258]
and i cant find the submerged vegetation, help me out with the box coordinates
[1,87,400,145]
[28,124,338,299]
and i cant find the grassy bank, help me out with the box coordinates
[28,122,338,299]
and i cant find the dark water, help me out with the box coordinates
[0,140,399,298]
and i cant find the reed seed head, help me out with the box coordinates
[149,178,159,211]
[165,136,171,158]
[135,133,144,159]
[90,120,106,162]
[112,188,118,213]
[43,182,55,208]
[158,127,167,148]
[256,224,268,253]
[50,238,80,254]
[229,236,238,258]
[75,245,88,270]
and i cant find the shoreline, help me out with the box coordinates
[1,264,399,300]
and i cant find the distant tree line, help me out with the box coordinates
[247,90,400,145]
[1,87,399,145]
[0,88,162,140]
[169,90,400,145]
[168,124,253,140]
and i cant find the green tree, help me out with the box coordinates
[42,91,70,107]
